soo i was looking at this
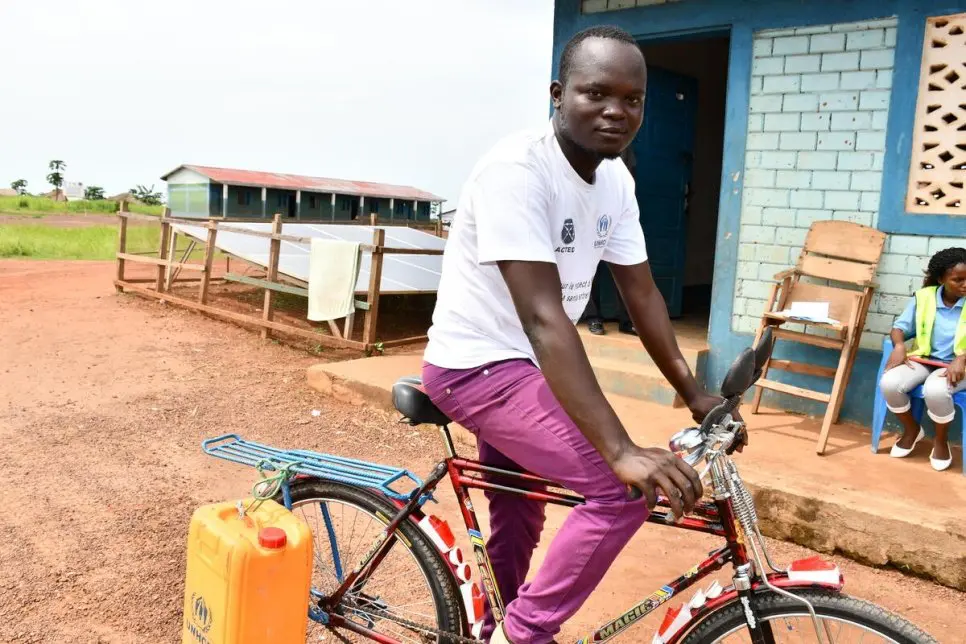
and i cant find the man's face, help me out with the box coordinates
[552,38,647,160]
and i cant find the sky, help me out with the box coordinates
[0,1,556,206]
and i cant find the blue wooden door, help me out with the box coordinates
[631,66,697,318]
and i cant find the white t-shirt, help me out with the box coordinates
[424,122,648,369]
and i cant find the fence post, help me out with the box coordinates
[261,214,283,339]
[165,231,178,291]
[156,207,171,292]
[362,228,385,350]
[198,221,219,304]
[115,202,129,292]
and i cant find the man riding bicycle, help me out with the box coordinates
[422,25,726,644]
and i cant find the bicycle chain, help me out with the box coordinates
[338,599,483,644]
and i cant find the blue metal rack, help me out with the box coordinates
[201,433,423,502]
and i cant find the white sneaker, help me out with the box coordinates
[890,428,925,458]
[490,623,512,644]
[930,447,953,471]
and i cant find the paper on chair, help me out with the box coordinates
[778,301,839,325]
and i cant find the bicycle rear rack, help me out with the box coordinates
[202,433,424,502]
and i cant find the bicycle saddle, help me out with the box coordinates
[391,376,452,427]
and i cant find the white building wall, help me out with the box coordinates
[733,18,938,350]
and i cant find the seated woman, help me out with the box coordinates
[879,247,966,471]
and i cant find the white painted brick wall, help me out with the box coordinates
[736,17,909,348]
[571,4,959,354]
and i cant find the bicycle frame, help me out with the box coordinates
[299,424,802,644]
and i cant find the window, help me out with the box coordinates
[237,190,251,206]
[907,13,966,214]
[368,199,379,214]
[309,195,317,209]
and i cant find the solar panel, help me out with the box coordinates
[171,222,445,294]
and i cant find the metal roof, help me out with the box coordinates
[161,164,444,202]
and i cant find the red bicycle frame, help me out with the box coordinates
[446,454,747,642]
[315,424,811,644]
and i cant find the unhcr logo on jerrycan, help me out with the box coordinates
[184,593,213,642]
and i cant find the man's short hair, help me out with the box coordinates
[558,25,639,85]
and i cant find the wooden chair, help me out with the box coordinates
[750,220,887,454]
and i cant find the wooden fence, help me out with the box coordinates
[113,203,444,353]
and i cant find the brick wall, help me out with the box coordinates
[733,17,945,350]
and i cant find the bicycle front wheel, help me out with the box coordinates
[280,479,466,643]
[681,589,937,643]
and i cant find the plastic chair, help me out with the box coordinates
[871,337,966,474]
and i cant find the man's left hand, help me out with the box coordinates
[687,391,747,453]
[687,391,725,423]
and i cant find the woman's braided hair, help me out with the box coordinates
[923,247,966,287]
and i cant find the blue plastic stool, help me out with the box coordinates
[871,337,966,474]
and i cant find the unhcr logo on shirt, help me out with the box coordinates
[595,214,611,248]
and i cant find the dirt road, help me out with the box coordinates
[1,260,963,643]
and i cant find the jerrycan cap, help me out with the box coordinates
[258,527,287,549]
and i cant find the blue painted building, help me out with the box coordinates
[555,1,966,438]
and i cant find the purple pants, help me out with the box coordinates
[422,359,649,644]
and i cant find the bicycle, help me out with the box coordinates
[202,327,937,643]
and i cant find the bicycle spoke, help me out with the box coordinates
[291,493,447,644]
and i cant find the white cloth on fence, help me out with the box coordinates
[307,238,361,322]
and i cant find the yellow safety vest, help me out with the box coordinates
[910,286,966,357]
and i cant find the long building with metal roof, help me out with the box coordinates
[161,164,443,221]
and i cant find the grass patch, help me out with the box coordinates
[0,195,163,216]
[0,224,205,260]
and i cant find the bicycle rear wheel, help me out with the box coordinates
[680,589,937,643]
[279,479,466,643]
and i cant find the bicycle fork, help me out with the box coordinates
[732,565,776,644]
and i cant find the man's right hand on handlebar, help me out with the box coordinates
[611,445,704,518]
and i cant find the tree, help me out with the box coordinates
[84,185,105,200]
[10,179,27,195]
[46,159,66,197]
[129,184,163,206]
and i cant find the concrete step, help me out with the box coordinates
[578,324,708,384]
[589,357,684,407]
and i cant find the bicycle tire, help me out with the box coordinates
[278,478,467,643]
[680,588,937,643]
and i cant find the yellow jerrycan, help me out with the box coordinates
[181,498,313,644]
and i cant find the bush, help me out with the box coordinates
[0,195,163,216]
[0,239,35,258]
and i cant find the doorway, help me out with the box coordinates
[597,33,730,332]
